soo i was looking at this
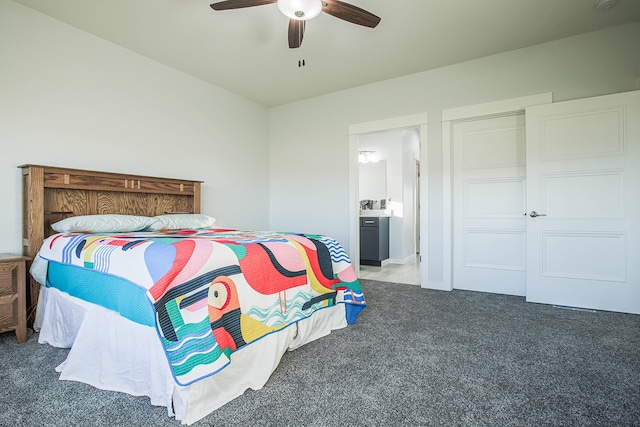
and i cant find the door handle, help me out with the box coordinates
[529,211,547,218]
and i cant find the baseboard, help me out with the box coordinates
[421,281,453,291]
[387,254,416,265]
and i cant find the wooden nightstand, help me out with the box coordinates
[0,254,30,343]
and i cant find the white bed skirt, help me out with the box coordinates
[37,286,348,425]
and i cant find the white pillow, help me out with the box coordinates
[146,214,216,231]
[51,214,156,233]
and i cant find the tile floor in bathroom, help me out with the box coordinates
[358,257,420,285]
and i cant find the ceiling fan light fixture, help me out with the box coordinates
[277,0,323,20]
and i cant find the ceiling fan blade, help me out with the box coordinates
[288,19,305,49]
[322,0,381,28]
[210,0,277,11]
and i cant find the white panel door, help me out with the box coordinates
[526,90,640,314]
[452,114,527,296]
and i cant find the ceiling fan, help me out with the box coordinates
[210,0,381,49]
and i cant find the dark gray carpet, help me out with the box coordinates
[1,279,639,426]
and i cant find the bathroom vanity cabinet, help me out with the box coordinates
[359,216,389,266]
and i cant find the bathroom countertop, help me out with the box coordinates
[360,209,392,217]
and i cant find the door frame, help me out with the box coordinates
[415,159,420,256]
[348,113,428,286]
[441,93,552,291]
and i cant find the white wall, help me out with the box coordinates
[3,1,639,287]
[0,1,271,255]
[268,22,640,287]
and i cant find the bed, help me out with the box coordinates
[20,165,365,425]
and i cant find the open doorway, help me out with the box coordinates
[356,128,420,285]
[349,113,429,287]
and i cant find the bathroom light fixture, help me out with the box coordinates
[277,0,323,20]
[358,150,378,163]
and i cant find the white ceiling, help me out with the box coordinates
[14,0,640,107]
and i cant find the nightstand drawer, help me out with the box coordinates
[0,264,18,296]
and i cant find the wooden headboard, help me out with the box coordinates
[19,164,202,322]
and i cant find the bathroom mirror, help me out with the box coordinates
[359,160,387,208]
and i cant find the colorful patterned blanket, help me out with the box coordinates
[38,228,366,385]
